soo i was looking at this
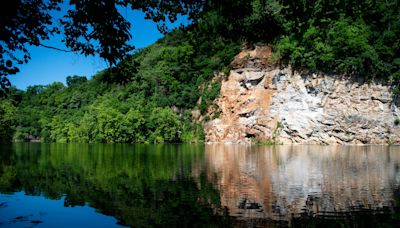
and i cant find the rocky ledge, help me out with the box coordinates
[204,46,400,144]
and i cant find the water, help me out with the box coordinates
[0,143,400,227]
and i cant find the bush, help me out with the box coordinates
[147,107,182,143]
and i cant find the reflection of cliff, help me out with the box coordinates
[205,145,400,223]
[204,144,277,220]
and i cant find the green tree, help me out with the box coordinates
[49,116,69,143]
[66,75,87,87]
[0,0,204,94]
[147,107,182,143]
[0,99,17,142]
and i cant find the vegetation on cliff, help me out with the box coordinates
[1,0,399,143]
[202,0,400,83]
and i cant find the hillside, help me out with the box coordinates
[0,0,399,143]
[1,29,239,143]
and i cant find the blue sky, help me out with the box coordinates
[9,7,189,90]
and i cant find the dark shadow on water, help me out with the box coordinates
[5,215,43,228]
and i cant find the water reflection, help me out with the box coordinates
[0,143,228,227]
[204,145,400,226]
[1,143,400,227]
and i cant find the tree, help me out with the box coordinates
[0,99,17,141]
[0,0,203,95]
[66,75,87,87]
[147,107,181,143]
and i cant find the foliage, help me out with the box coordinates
[123,29,238,108]
[184,0,400,91]
[7,70,206,143]
[199,82,221,114]
[272,0,400,83]
[0,0,61,95]
[147,108,181,143]
[66,75,87,87]
[0,0,204,94]
[0,99,17,142]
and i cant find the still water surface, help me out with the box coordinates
[0,143,400,227]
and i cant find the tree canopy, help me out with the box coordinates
[3,0,399,94]
[0,0,203,95]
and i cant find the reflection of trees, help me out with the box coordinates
[3,143,400,227]
[205,145,400,226]
[0,143,229,227]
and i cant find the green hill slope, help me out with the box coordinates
[5,28,239,143]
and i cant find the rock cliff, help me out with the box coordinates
[205,46,400,144]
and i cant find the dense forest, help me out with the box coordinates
[0,0,399,143]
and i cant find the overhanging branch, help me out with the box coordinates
[39,43,72,52]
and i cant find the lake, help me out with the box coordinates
[0,143,400,227]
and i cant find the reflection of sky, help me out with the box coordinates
[0,192,124,227]
[9,2,190,90]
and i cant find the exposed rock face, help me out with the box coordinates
[205,46,400,144]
